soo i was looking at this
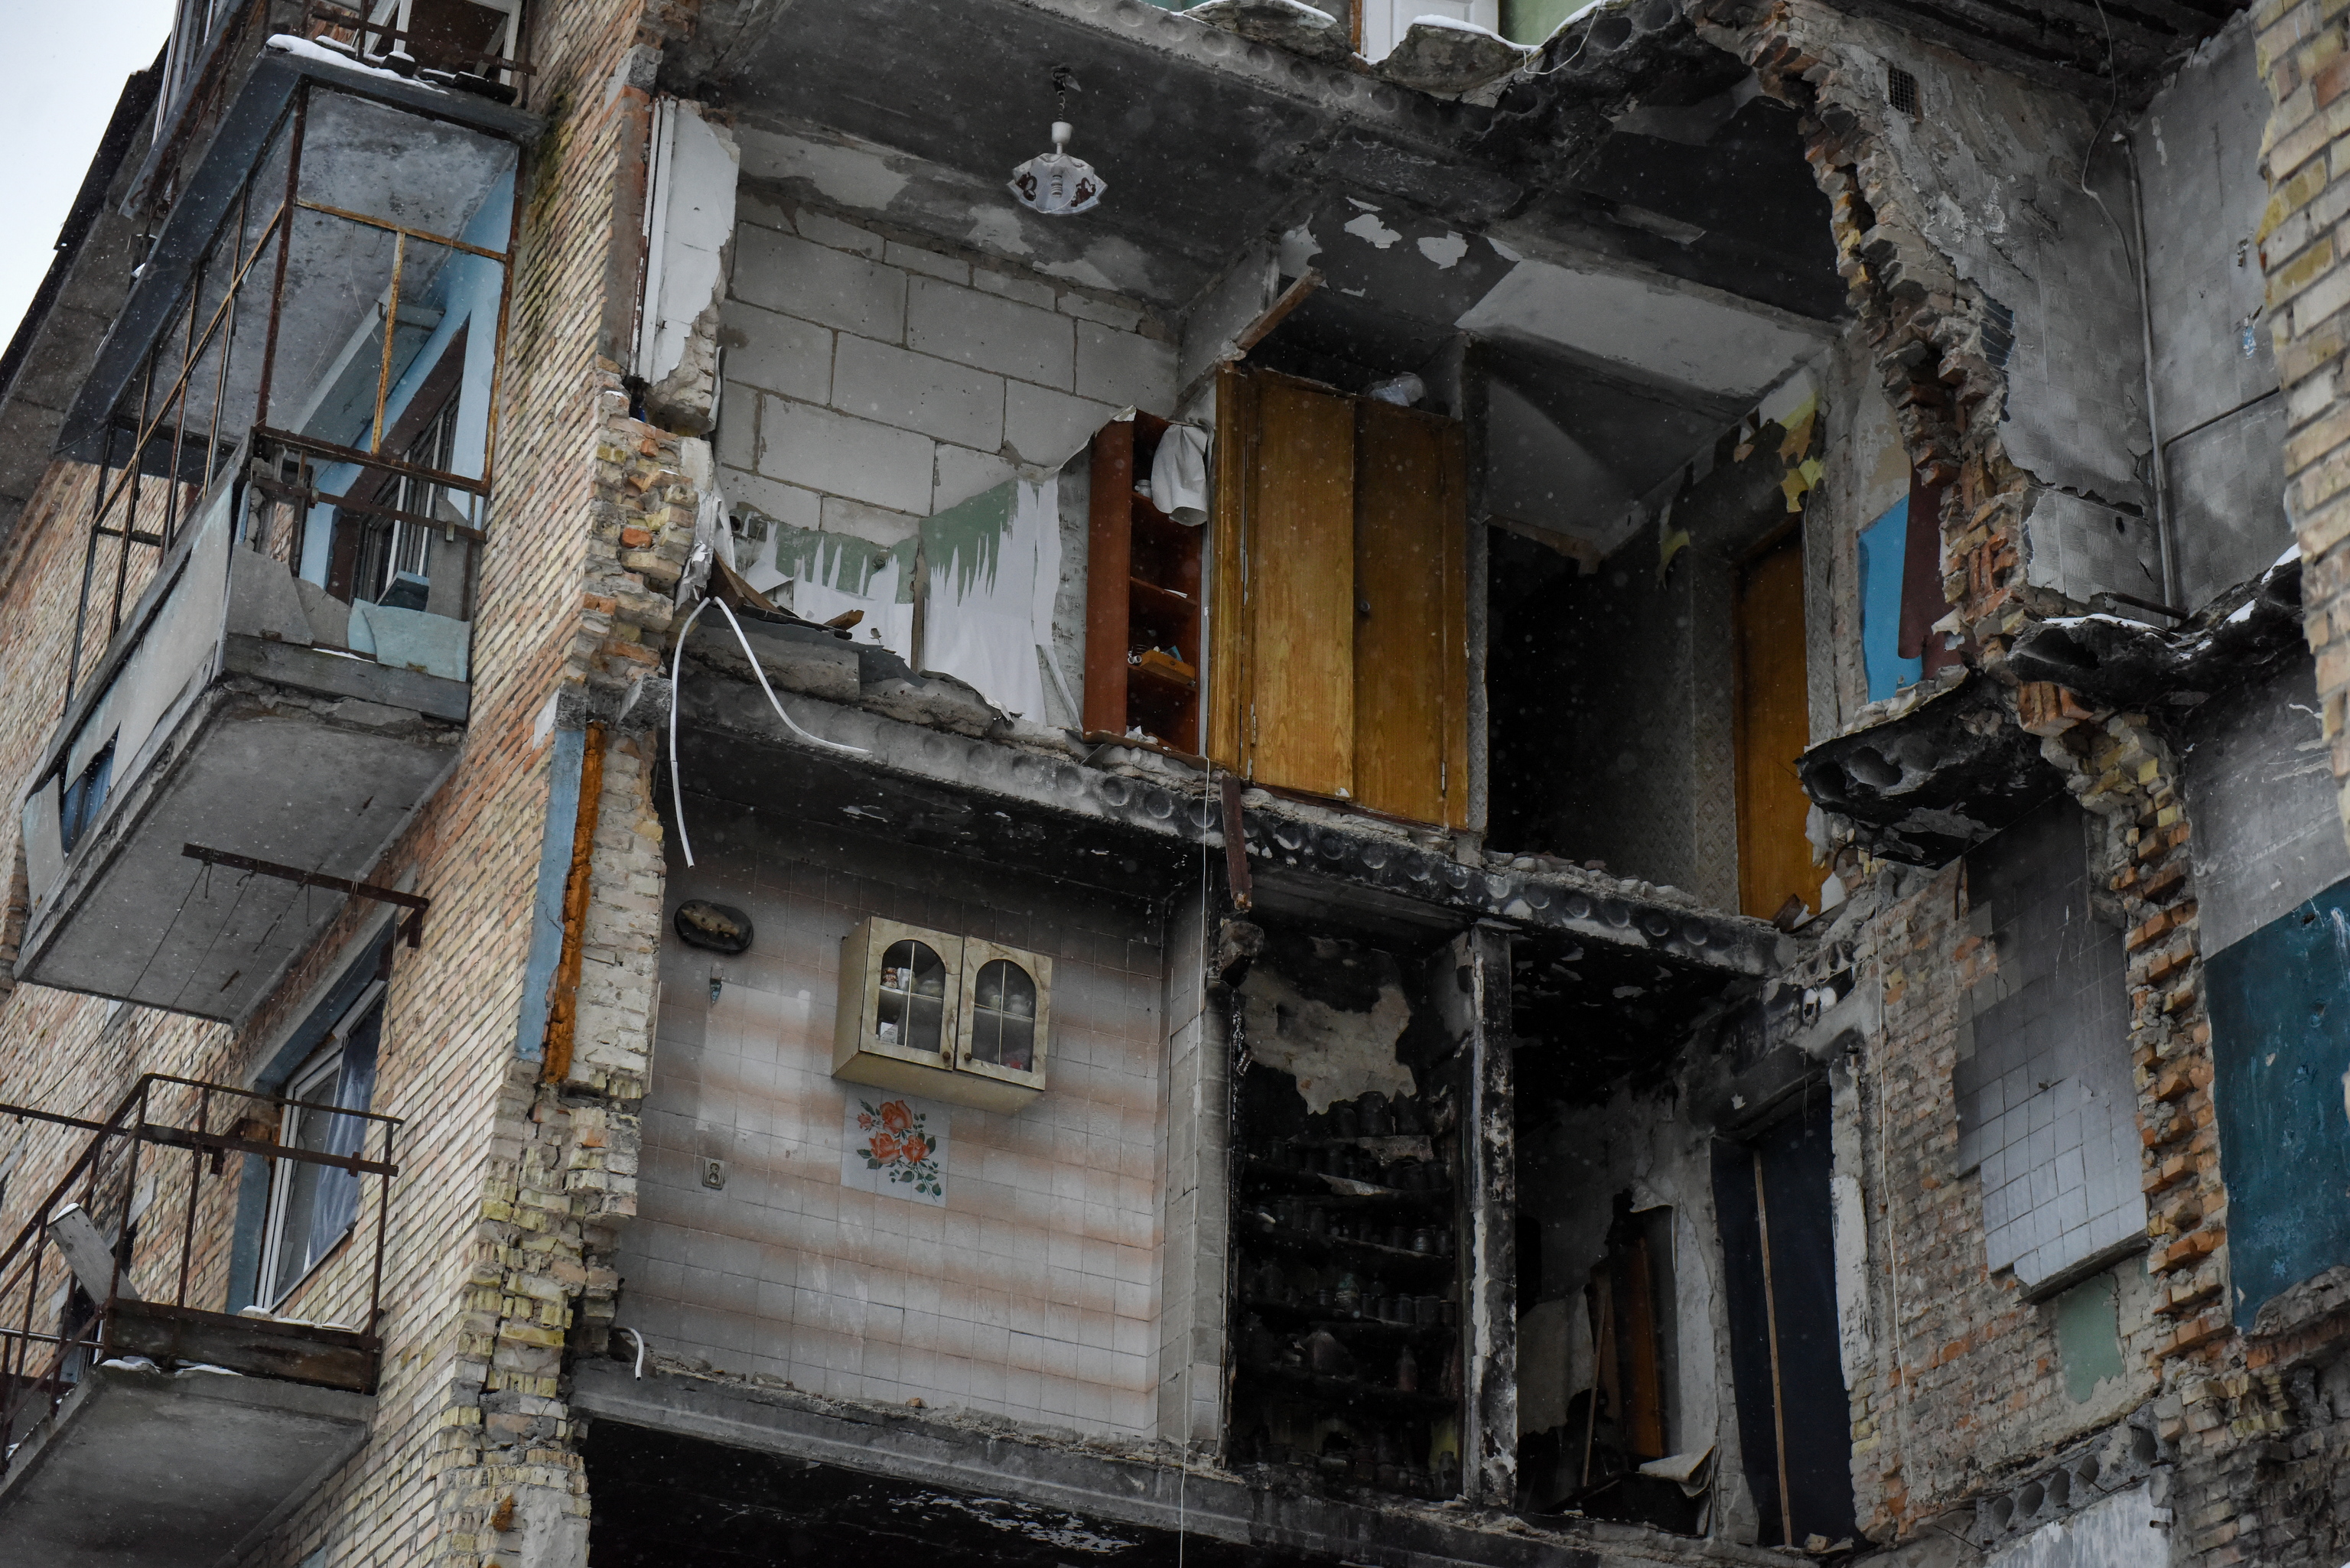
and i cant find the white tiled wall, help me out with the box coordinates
[615,803,1173,1435]
[1954,802,2147,1290]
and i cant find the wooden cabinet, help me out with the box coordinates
[833,916,1051,1113]
[1209,366,1470,828]
[1083,412,1204,755]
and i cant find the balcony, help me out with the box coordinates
[18,41,535,1019]
[0,1075,396,1567]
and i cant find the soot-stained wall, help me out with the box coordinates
[1486,417,1803,906]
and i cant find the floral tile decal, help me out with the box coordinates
[841,1092,948,1205]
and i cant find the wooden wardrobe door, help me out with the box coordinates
[1353,400,1468,826]
[1734,529,1814,920]
[1242,374,1356,797]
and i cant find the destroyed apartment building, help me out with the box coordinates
[0,0,2346,1563]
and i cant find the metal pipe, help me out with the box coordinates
[252,86,308,431]
[481,146,523,495]
[63,423,117,711]
[161,265,202,546]
[2124,137,2180,609]
[175,1085,209,1306]
[370,229,407,455]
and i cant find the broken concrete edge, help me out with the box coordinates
[672,665,1792,977]
[0,1363,374,1511]
[569,1358,1797,1568]
[1798,555,2309,870]
[15,674,463,1024]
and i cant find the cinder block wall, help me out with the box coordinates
[619,799,1171,1437]
[714,198,1179,551]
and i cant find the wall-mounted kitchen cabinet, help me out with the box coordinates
[834,916,1052,1112]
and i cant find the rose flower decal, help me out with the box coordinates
[855,1098,941,1198]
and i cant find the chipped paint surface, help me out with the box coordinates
[1239,966,1416,1114]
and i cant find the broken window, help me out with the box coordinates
[1208,366,1470,828]
[260,987,383,1307]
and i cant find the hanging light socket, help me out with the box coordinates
[1011,67,1105,216]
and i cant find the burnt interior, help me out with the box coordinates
[1224,916,1469,1500]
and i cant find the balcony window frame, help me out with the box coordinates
[60,61,530,715]
[256,981,385,1311]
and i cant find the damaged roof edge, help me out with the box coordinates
[674,670,1792,978]
[669,0,1498,158]
[0,55,164,548]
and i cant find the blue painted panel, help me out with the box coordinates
[2206,874,2350,1327]
[513,724,588,1061]
[1857,500,1921,702]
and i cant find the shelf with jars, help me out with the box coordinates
[1229,1080,1466,1502]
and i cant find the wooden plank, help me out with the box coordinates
[108,1299,379,1393]
[1082,420,1134,737]
[1352,399,1456,825]
[1247,375,1356,797]
[1734,531,1815,921]
[1619,1231,1666,1461]
[1439,421,1471,830]
[1206,367,1251,771]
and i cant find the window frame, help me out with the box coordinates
[952,938,1053,1095]
[256,981,385,1310]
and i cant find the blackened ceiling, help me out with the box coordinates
[1808,0,2253,96]
[586,1421,1325,1567]
[662,0,1840,325]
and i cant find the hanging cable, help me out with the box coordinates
[668,598,707,869]
[705,597,872,759]
[667,596,873,869]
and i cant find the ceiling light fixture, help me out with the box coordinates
[1010,65,1105,216]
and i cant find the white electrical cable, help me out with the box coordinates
[669,598,708,868]
[667,596,874,869]
[705,597,872,759]
[626,1326,646,1378]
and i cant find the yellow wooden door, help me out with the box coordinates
[1354,399,1469,826]
[1240,373,1357,798]
[1734,531,1815,920]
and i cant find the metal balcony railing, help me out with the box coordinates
[0,1074,400,1462]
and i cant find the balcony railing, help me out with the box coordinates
[63,60,520,711]
[0,1073,400,1456]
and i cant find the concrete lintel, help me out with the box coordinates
[675,682,1791,978]
[571,1361,1786,1568]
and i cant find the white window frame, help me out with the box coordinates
[256,981,385,1310]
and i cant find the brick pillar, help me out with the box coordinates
[2257,0,2350,850]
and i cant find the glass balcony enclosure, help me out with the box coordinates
[16,45,535,1020]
